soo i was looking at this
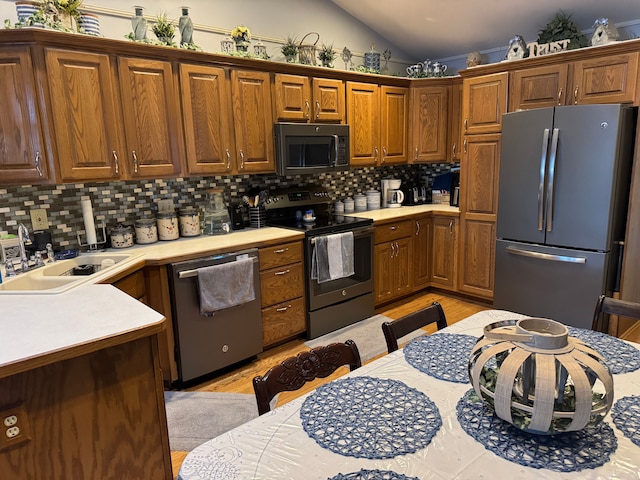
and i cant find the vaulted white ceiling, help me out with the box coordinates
[330,0,640,60]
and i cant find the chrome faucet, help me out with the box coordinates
[17,223,30,272]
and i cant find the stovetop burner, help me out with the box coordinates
[265,186,373,235]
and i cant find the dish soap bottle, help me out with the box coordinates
[202,189,231,235]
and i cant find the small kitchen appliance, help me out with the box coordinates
[381,178,404,208]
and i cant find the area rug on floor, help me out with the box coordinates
[164,391,258,452]
[304,314,425,362]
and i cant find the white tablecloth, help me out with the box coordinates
[178,310,640,480]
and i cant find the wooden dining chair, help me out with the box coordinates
[591,294,640,333]
[252,340,361,415]
[382,301,448,353]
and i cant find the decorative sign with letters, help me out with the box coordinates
[526,39,571,57]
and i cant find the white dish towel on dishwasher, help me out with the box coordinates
[311,232,354,283]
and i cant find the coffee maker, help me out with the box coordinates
[381,178,404,208]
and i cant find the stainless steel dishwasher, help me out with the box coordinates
[168,248,262,384]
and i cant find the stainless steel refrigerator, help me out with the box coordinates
[494,104,637,328]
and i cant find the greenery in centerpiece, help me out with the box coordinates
[151,12,175,45]
[537,10,589,49]
[318,43,336,67]
[231,25,251,51]
[281,35,298,62]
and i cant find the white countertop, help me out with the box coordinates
[0,284,165,376]
[0,204,458,373]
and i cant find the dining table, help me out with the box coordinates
[177,309,640,480]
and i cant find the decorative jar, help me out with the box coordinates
[178,206,201,237]
[134,216,158,244]
[469,318,614,434]
[109,224,134,249]
[157,211,179,241]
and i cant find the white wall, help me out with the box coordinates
[0,0,416,74]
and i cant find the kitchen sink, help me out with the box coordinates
[0,252,143,294]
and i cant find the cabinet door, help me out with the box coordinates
[462,72,508,135]
[274,73,311,121]
[312,77,345,122]
[431,216,457,288]
[380,85,409,165]
[413,215,432,289]
[450,79,463,162]
[231,70,275,173]
[374,241,394,304]
[509,64,569,111]
[458,216,495,298]
[45,48,124,181]
[118,57,183,178]
[572,53,639,105]
[347,81,379,166]
[410,85,449,163]
[0,47,49,184]
[393,237,413,296]
[180,64,235,174]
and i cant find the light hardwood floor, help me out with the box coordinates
[170,291,490,478]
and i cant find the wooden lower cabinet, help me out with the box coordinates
[430,216,458,290]
[457,215,495,299]
[374,220,413,305]
[259,241,306,347]
[413,214,432,290]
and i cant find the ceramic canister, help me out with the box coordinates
[134,217,158,244]
[366,190,381,210]
[354,194,367,212]
[344,198,355,213]
[157,211,179,241]
[110,224,134,248]
[179,207,201,237]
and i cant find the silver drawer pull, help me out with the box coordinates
[274,248,289,254]
[390,226,398,230]
[274,269,290,276]
[276,305,292,312]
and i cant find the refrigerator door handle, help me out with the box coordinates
[538,128,551,231]
[545,128,560,232]
[506,245,586,264]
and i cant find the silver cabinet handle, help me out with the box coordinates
[382,146,387,164]
[449,220,453,234]
[113,151,119,175]
[132,150,138,173]
[226,149,231,169]
[395,241,399,258]
[390,241,396,258]
[315,100,321,119]
[239,150,245,169]
[545,128,560,232]
[274,269,290,276]
[276,304,292,312]
[415,221,420,236]
[305,100,310,118]
[374,146,379,163]
[273,248,289,254]
[34,152,43,176]
[538,129,550,231]
[463,138,467,154]
[573,86,579,104]
[506,245,586,264]
[557,87,563,105]
[452,142,457,158]
[464,118,468,133]
[414,145,418,161]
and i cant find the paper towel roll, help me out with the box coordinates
[81,198,97,245]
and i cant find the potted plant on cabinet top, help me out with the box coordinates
[231,25,251,52]
[537,10,588,49]
[152,12,175,45]
[281,36,298,63]
[318,43,336,68]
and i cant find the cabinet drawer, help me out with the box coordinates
[262,297,306,346]
[259,241,303,270]
[260,262,304,306]
[375,220,413,243]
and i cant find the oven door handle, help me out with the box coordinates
[309,225,374,244]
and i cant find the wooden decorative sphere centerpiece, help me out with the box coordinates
[469,318,614,434]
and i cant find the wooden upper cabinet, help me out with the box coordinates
[572,52,639,105]
[509,64,569,111]
[45,48,124,182]
[0,47,49,185]
[274,74,345,123]
[380,85,409,165]
[118,57,183,178]
[347,81,380,166]
[460,133,501,215]
[462,72,508,134]
[410,85,449,163]
[179,64,235,175]
[231,69,275,173]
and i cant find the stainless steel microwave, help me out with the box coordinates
[274,123,349,176]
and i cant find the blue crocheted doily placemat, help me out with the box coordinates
[403,333,478,383]
[567,327,640,374]
[300,376,442,459]
[329,470,419,480]
[612,395,640,447]
[456,389,617,472]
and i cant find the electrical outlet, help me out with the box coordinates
[30,208,49,230]
[157,199,174,212]
[0,403,31,451]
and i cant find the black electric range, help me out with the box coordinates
[264,187,373,236]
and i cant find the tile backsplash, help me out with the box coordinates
[0,163,456,248]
